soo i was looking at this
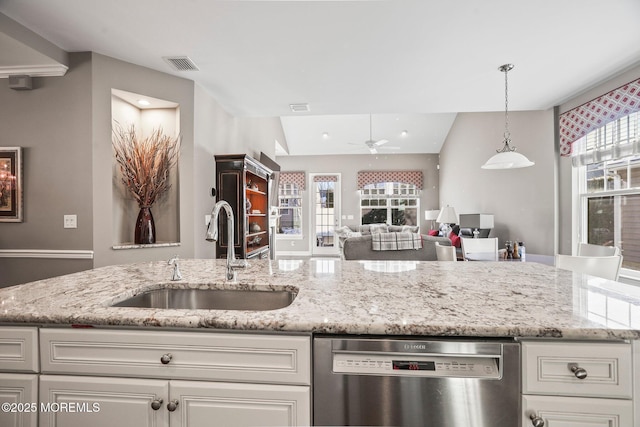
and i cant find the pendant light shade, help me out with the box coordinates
[481,64,535,170]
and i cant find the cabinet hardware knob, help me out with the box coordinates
[150,399,163,410]
[568,363,588,379]
[167,400,179,412]
[160,353,173,364]
[529,413,545,427]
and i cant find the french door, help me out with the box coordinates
[310,174,341,256]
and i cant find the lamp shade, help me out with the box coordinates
[481,151,535,169]
[459,214,494,229]
[436,206,458,224]
[425,209,440,221]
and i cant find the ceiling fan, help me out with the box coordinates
[362,114,389,154]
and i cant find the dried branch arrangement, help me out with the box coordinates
[112,123,181,207]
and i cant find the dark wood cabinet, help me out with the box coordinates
[214,154,272,259]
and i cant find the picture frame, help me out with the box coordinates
[0,147,23,222]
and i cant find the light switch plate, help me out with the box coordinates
[64,214,77,229]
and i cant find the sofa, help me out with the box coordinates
[337,224,452,261]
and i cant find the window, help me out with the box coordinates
[276,183,302,237]
[575,111,640,273]
[360,182,419,226]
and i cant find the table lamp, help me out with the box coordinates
[436,206,458,236]
[424,209,440,230]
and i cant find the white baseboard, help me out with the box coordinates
[0,249,94,259]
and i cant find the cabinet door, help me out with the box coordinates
[170,380,310,427]
[39,375,168,427]
[0,373,38,427]
[523,394,633,427]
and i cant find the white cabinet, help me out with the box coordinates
[170,380,309,427]
[39,375,168,427]
[38,328,311,427]
[0,373,38,427]
[0,327,40,427]
[521,340,634,427]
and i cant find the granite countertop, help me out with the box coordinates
[1,258,639,340]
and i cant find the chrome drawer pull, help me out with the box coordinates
[151,399,163,410]
[529,413,544,427]
[167,400,179,412]
[160,353,173,364]
[568,363,588,379]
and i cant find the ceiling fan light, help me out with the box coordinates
[481,151,535,169]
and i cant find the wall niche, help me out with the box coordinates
[111,89,181,248]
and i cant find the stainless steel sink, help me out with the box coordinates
[112,288,296,311]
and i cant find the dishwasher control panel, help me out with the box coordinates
[332,353,500,378]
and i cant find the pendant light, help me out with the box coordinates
[481,64,535,170]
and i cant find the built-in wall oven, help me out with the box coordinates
[313,336,521,426]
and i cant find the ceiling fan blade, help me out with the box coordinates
[374,139,389,146]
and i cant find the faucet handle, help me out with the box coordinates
[168,256,182,281]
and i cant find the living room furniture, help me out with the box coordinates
[555,254,623,281]
[461,237,499,261]
[214,154,272,259]
[343,234,451,261]
[435,242,457,261]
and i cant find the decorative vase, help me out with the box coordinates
[135,206,156,244]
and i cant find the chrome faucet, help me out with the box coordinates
[205,200,247,280]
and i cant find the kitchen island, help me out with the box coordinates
[1,259,639,427]
[0,258,638,339]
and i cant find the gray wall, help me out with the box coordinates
[0,52,94,286]
[439,110,555,256]
[91,53,196,268]
[276,153,439,254]
[193,84,282,258]
[1,51,283,286]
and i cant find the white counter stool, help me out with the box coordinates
[461,237,499,261]
[577,243,620,257]
[435,242,457,261]
[555,254,623,281]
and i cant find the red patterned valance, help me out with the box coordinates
[357,171,423,189]
[313,175,338,182]
[559,77,640,156]
[280,171,305,190]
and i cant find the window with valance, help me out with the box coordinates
[276,171,305,237]
[357,171,422,227]
[568,77,640,275]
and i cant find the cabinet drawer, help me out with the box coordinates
[522,341,632,398]
[40,329,310,385]
[522,394,633,427]
[0,327,38,372]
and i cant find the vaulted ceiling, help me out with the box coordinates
[2,0,640,155]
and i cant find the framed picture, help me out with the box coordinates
[0,147,23,222]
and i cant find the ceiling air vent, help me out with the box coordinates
[289,103,310,113]
[162,56,199,71]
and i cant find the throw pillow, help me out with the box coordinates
[428,229,439,236]
[449,232,461,248]
[369,223,389,234]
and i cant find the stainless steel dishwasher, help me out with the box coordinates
[313,336,521,426]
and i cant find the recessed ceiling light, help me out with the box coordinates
[138,99,151,106]
[322,132,329,139]
[401,130,408,137]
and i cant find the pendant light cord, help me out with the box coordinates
[497,64,515,153]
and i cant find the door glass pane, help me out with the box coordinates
[315,181,335,247]
[588,194,640,271]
